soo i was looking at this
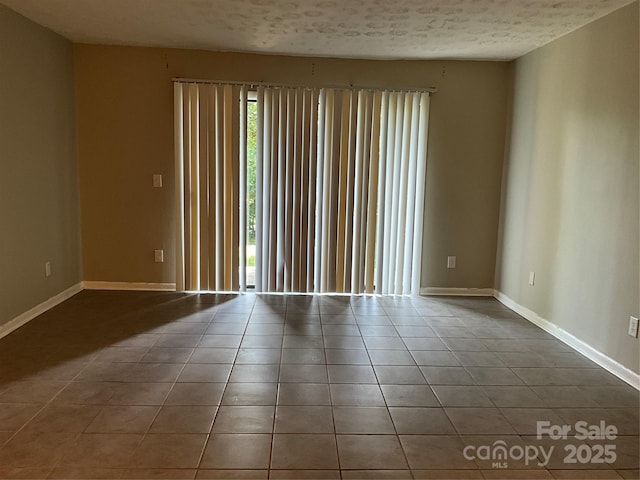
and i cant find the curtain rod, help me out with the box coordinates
[172,77,437,94]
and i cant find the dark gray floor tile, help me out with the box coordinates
[420,366,477,385]
[368,350,416,366]
[498,407,566,435]
[381,385,439,407]
[200,434,271,469]
[374,366,427,385]
[277,383,331,406]
[431,386,493,407]
[445,407,516,434]
[465,367,524,385]
[333,407,395,434]
[211,406,275,433]
[389,407,456,434]
[400,435,476,469]
[279,364,328,383]
[482,386,546,407]
[411,351,461,367]
[221,382,277,406]
[330,384,386,406]
[274,406,334,433]
[271,434,338,469]
[337,435,408,469]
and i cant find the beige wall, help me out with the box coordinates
[496,3,640,372]
[0,5,81,328]
[74,46,510,289]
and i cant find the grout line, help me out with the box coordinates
[351,300,414,476]
[193,298,253,471]
[326,303,343,479]
[5,368,88,472]
[141,314,210,434]
[267,297,287,472]
[125,304,218,472]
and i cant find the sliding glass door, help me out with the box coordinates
[174,81,430,295]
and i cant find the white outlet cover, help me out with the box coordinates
[447,256,456,269]
[629,316,639,338]
[154,249,164,263]
[528,271,535,286]
[153,174,163,188]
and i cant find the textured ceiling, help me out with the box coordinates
[1,0,635,60]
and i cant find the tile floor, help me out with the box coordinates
[0,290,637,479]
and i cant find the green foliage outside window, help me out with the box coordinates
[247,101,257,246]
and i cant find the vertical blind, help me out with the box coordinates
[174,81,430,295]
[255,87,321,293]
[174,82,244,291]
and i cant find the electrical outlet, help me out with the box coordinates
[628,316,639,338]
[154,250,164,263]
[45,261,51,277]
[153,174,163,188]
[529,271,535,286]
[447,256,456,269]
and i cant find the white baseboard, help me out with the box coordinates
[420,287,495,296]
[0,282,83,340]
[494,290,640,391]
[82,281,177,292]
